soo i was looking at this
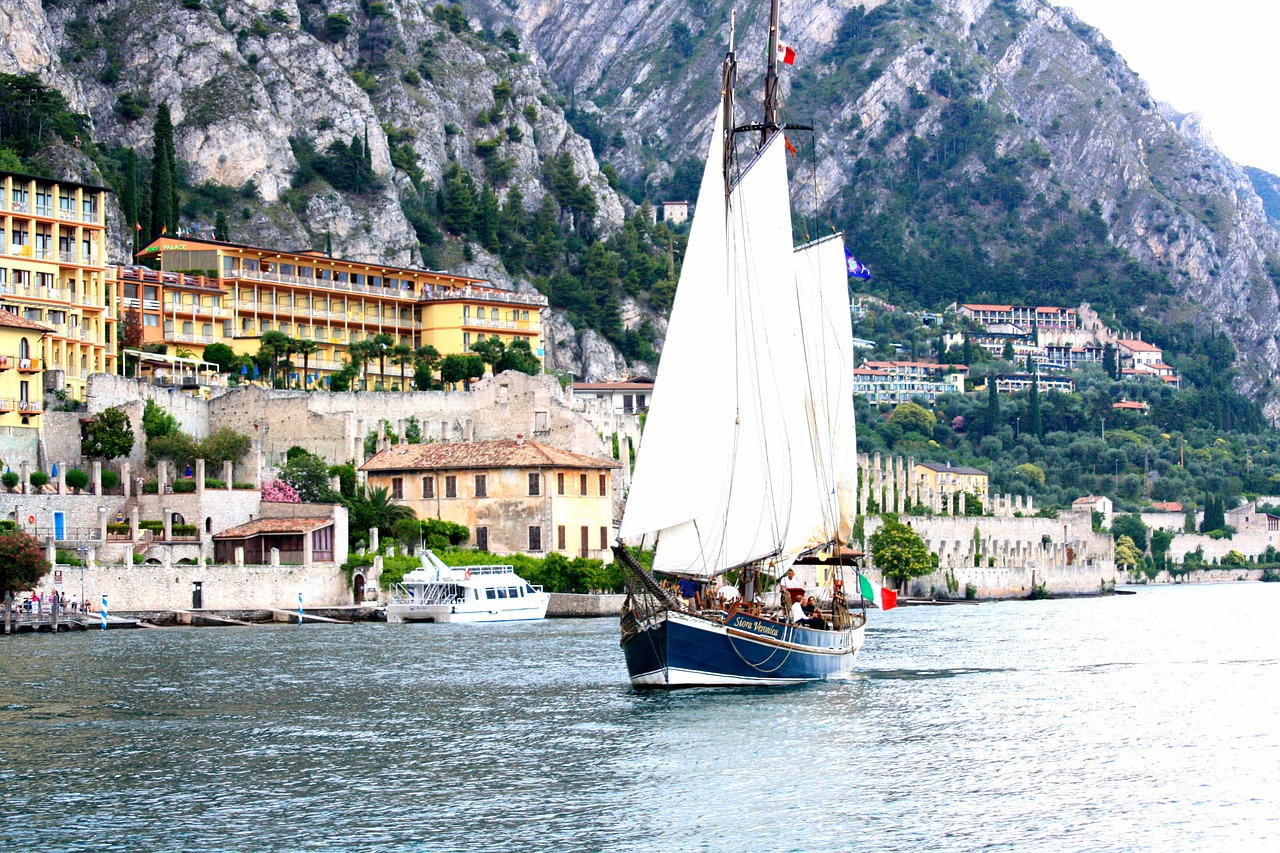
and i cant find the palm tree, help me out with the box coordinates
[392,343,414,391]
[293,338,318,388]
[259,330,290,386]
[413,344,441,391]
[346,339,371,391]
[345,485,416,548]
[371,333,395,389]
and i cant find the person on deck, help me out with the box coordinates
[797,597,828,630]
[779,569,804,604]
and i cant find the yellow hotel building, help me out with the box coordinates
[0,309,49,433]
[0,171,115,401]
[128,237,547,388]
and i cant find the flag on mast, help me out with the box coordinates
[777,43,796,65]
[845,247,872,281]
[858,574,897,610]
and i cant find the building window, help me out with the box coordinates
[557,472,565,495]
[599,473,607,496]
[580,473,588,495]
[445,475,457,498]
[557,525,566,550]
[528,526,542,552]
[391,477,403,500]
[580,526,589,558]
[143,314,158,327]
[475,474,487,498]
[528,473,540,496]
[463,332,471,352]
[422,476,434,498]
[600,526,608,550]
[476,527,488,551]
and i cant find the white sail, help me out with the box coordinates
[793,234,858,547]
[618,110,733,544]
[623,132,827,577]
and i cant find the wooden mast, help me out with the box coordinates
[762,0,782,145]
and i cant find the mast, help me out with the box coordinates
[722,12,738,196]
[761,0,781,145]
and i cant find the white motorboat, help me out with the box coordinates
[385,551,550,624]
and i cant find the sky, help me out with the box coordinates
[1059,0,1280,175]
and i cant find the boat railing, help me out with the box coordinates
[389,582,462,606]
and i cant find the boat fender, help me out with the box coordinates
[464,568,471,580]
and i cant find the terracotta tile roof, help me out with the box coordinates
[212,517,331,539]
[1150,502,1183,513]
[961,304,1014,311]
[359,439,621,473]
[1117,339,1162,352]
[1073,496,1107,506]
[0,309,52,333]
[573,378,655,391]
[1112,400,1148,410]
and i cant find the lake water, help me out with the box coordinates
[1,583,1277,852]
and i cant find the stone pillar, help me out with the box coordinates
[97,506,108,543]
[162,509,172,542]
[270,547,280,567]
[56,465,65,495]
[235,546,244,567]
[872,453,882,512]
[162,548,172,570]
[254,448,264,488]
[156,461,168,496]
[87,546,97,570]
[20,461,29,494]
[222,461,233,489]
[195,459,206,499]
[46,537,56,567]
[121,461,131,499]
[92,460,102,495]
[303,528,314,566]
[369,526,380,553]
[330,475,341,493]
[129,504,139,541]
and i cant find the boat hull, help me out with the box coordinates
[386,595,549,624]
[621,609,864,688]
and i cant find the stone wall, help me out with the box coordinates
[0,426,39,474]
[38,411,83,472]
[206,371,611,471]
[1167,531,1280,563]
[861,509,1117,598]
[57,561,352,611]
[1122,569,1265,584]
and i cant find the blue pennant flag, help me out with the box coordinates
[845,247,872,281]
[253,363,260,378]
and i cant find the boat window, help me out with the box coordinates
[497,588,508,598]
[509,586,520,598]
[526,584,536,595]
[486,588,497,599]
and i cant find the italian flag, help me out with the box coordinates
[778,43,796,65]
[858,574,898,610]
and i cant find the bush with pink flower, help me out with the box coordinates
[261,479,301,503]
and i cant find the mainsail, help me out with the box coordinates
[619,120,830,577]
[793,234,859,547]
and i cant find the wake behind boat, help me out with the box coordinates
[614,1,867,688]
[386,550,550,623]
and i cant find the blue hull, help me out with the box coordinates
[621,610,863,688]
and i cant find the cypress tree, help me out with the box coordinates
[363,125,373,170]
[985,377,1000,436]
[1028,371,1042,438]
[148,104,178,240]
[118,148,140,254]
[214,210,229,242]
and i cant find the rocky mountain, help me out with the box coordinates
[0,0,650,378]
[6,0,1280,409]
[461,0,1280,414]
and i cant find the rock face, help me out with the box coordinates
[8,0,1280,402]
[475,0,1280,413]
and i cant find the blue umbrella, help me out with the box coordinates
[240,363,248,376]
[253,363,260,378]
[51,463,58,476]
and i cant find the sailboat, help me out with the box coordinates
[613,1,866,688]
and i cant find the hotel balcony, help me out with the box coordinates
[226,268,421,300]
[17,358,41,373]
[18,399,42,413]
[420,286,548,308]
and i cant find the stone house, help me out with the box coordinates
[360,437,620,562]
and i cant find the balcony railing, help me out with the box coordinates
[227,269,420,300]
[421,287,548,308]
[58,209,78,221]
[19,399,42,413]
[17,358,41,372]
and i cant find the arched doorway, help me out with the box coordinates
[353,573,366,604]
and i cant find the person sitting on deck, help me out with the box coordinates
[796,596,828,630]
